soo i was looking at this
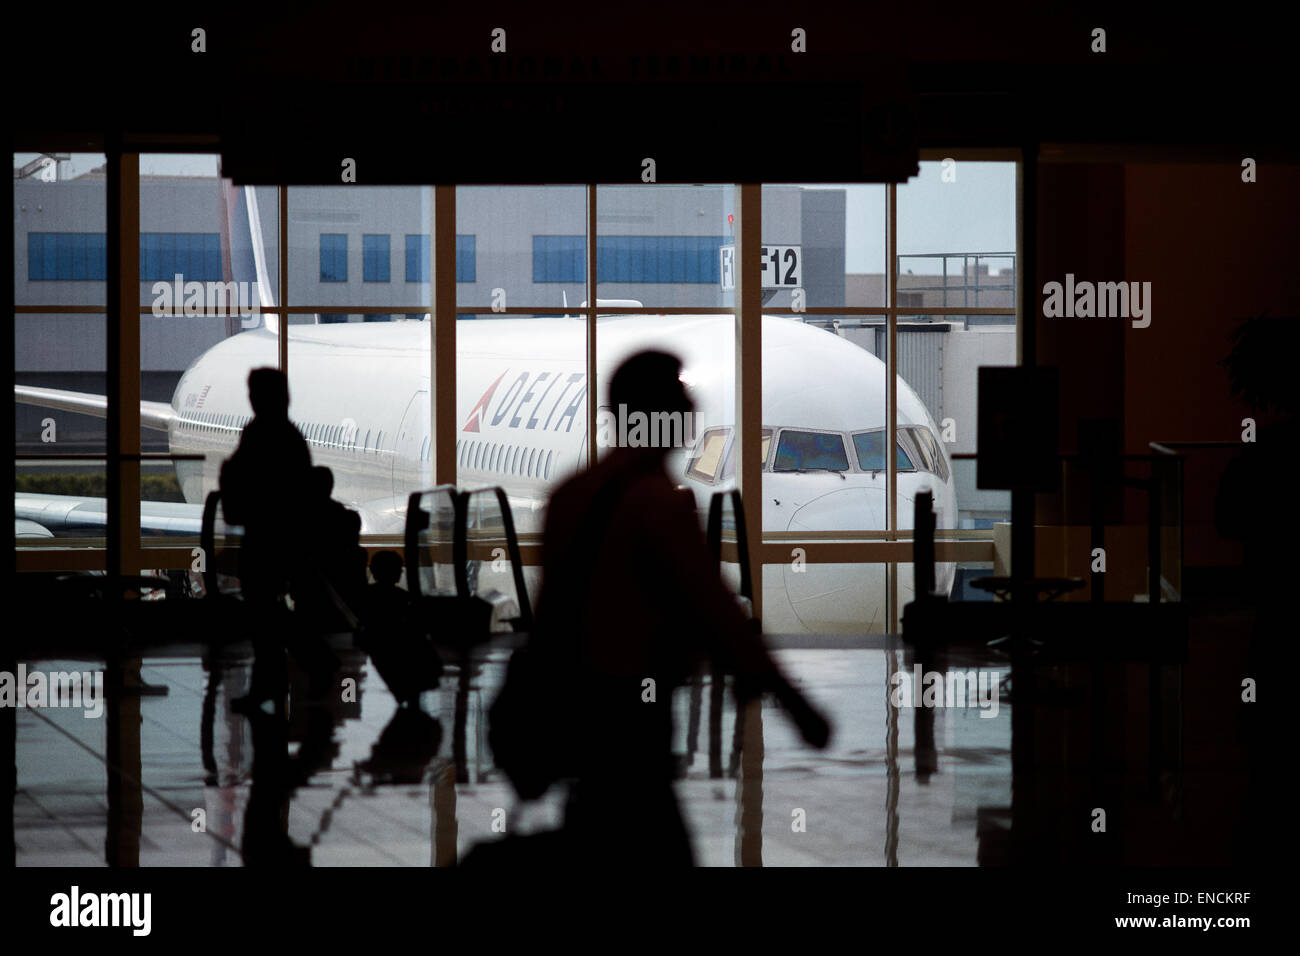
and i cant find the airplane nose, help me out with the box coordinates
[783,486,897,632]
[788,486,888,534]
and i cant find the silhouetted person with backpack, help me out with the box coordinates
[221,368,313,605]
[221,368,316,711]
[483,350,831,868]
[293,466,366,631]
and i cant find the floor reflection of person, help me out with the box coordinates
[487,350,830,867]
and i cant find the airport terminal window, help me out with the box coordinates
[599,235,728,283]
[532,235,586,282]
[537,235,731,283]
[686,427,731,483]
[362,234,390,282]
[140,233,222,281]
[852,429,915,472]
[320,234,347,282]
[31,231,221,282]
[404,234,476,283]
[27,233,107,280]
[775,430,851,472]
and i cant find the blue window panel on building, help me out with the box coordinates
[405,236,424,281]
[363,235,390,282]
[534,235,727,283]
[457,235,475,282]
[28,233,105,280]
[87,234,106,279]
[30,232,225,282]
[321,234,347,282]
[205,233,221,280]
[403,235,476,283]
[139,234,223,281]
[533,235,585,283]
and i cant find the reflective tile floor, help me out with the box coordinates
[13,641,1011,866]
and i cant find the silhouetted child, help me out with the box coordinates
[358,550,444,706]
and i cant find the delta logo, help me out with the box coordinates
[462,369,587,435]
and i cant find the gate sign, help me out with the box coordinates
[719,245,802,292]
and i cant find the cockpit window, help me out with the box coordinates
[720,427,772,480]
[686,427,731,483]
[852,429,915,472]
[774,430,850,472]
[917,427,949,481]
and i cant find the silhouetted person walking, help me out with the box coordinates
[221,368,314,710]
[221,368,312,604]
[486,350,830,868]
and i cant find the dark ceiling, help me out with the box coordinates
[8,2,1295,183]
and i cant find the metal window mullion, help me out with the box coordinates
[279,186,288,374]
[432,186,457,485]
[886,182,898,631]
[736,184,763,625]
[106,148,141,579]
[586,184,597,468]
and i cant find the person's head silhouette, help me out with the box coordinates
[370,550,403,587]
[607,350,693,457]
[248,367,291,419]
[309,465,335,500]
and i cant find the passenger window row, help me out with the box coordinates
[457,438,554,481]
[179,412,252,434]
[178,408,392,455]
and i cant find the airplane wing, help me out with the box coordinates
[15,493,204,536]
[16,385,176,431]
[16,385,197,536]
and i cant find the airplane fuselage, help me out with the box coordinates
[166,315,957,632]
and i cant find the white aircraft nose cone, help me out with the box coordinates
[784,486,891,632]
[788,486,887,534]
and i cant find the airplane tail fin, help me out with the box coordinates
[242,186,279,334]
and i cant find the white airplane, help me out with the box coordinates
[16,307,956,633]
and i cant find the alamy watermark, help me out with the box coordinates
[151,274,259,326]
[1042,274,1151,328]
[0,664,104,718]
[889,665,1001,718]
[595,404,698,449]
[50,886,151,936]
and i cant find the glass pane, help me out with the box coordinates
[897,160,1016,321]
[288,186,431,313]
[595,185,735,309]
[762,183,886,313]
[138,157,280,550]
[14,152,108,307]
[457,186,585,310]
[15,311,107,551]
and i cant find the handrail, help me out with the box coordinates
[405,484,534,629]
